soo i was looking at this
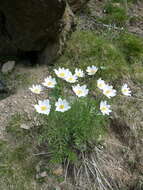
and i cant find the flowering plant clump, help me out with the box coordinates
[29,65,132,163]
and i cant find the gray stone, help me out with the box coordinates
[1,60,15,73]
[39,171,47,178]
[20,124,30,130]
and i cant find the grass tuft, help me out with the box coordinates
[102,1,128,27]
[117,33,143,63]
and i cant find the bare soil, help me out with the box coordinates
[0,64,50,139]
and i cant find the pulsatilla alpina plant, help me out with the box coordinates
[38,98,107,163]
[29,66,132,163]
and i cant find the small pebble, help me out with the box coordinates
[39,171,47,177]
[20,124,30,130]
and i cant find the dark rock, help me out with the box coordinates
[0,0,66,60]
[0,1,89,64]
[0,80,7,93]
[68,0,90,12]
[39,3,75,64]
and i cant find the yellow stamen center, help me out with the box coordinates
[98,83,103,88]
[105,90,111,94]
[40,106,47,111]
[77,90,82,95]
[123,89,128,93]
[34,89,40,93]
[69,77,73,81]
[59,73,65,77]
[47,81,52,86]
[101,107,107,112]
[59,105,65,109]
[90,70,96,73]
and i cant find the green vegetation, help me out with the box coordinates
[57,31,128,82]
[0,113,39,190]
[117,33,143,63]
[1,71,34,90]
[0,65,39,100]
[0,140,38,190]
[102,1,128,27]
[56,30,143,85]
[99,0,139,27]
[6,113,32,141]
[38,97,107,163]
[111,0,137,3]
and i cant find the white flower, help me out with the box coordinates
[100,101,112,115]
[54,67,71,79]
[97,78,106,90]
[29,84,43,94]
[34,99,51,115]
[121,84,131,96]
[65,74,78,83]
[103,85,116,99]
[86,65,98,75]
[42,76,57,88]
[55,98,71,112]
[72,84,89,97]
[75,68,85,78]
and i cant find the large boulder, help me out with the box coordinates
[0,0,66,58]
[39,3,74,64]
[0,0,90,64]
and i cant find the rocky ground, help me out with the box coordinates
[0,64,50,138]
